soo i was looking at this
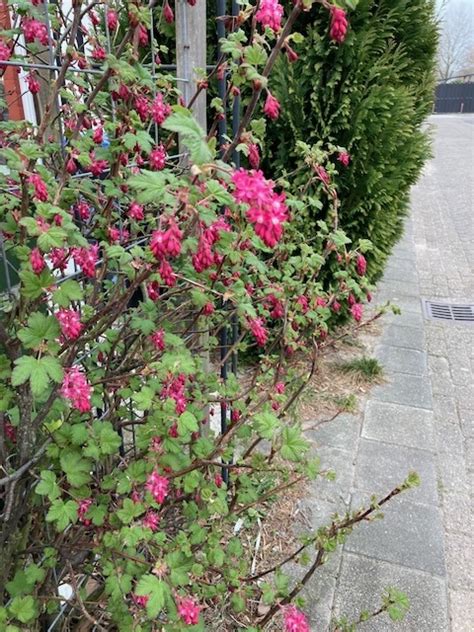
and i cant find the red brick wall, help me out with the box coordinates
[0,0,25,121]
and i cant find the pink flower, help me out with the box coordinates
[61,367,92,413]
[26,72,40,94]
[23,18,48,46]
[106,10,118,31]
[232,169,288,248]
[150,219,182,260]
[284,605,310,632]
[315,165,330,186]
[149,144,166,170]
[159,259,177,287]
[151,329,165,351]
[356,253,367,276]
[214,473,223,488]
[275,382,285,394]
[297,295,309,313]
[75,201,92,220]
[50,247,69,271]
[77,498,92,525]
[132,594,149,608]
[28,174,48,201]
[134,95,150,122]
[192,236,214,273]
[128,201,144,221]
[248,143,260,169]
[248,317,268,346]
[30,248,46,274]
[151,93,172,126]
[4,421,16,443]
[145,471,169,504]
[329,6,348,43]
[142,510,160,531]
[202,302,214,315]
[137,24,149,46]
[66,156,77,174]
[332,300,341,313]
[338,151,350,167]
[263,92,280,120]
[177,596,201,625]
[56,309,82,340]
[351,302,363,322]
[91,46,106,62]
[255,0,284,32]
[163,0,174,23]
[161,374,187,414]
[89,153,108,176]
[92,125,104,144]
[0,39,11,65]
[147,281,160,301]
[72,244,99,278]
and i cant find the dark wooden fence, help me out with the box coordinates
[434,82,474,113]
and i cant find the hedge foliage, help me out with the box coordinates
[266,0,438,281]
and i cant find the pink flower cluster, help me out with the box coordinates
[255,0,284,32]
[351,302,363,322]
[0,39,11,65]
[128,201,144,221]
[161,373,187,414]
[356,253,367,276]
[330,6,349,43]
[150,219,182,260]
[145,471,169,504]
[338,151,350,167]
[142,510,160,531]
[248,317,268,346]
[77,498,92,525]
[26,72,41,94]
[106,10,118,31]
[61,367,92,413]
[151,93,172,125]
[56,309,83,340]
[232,169,288,248]
[72,244,99,277]
[151,329,165,352]
[263,92,281,120]
[284,605,310,632]
[150,144,167,170]
[30,248,46,274]
[177,596,201,625]
[28,173,48,201]
[23,18,48,46]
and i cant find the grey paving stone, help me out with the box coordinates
[374,344,427,376]
[333,553,449,631]
[450,590,474,632]
[307,413,361,453]
[442,492,473,536]
[378,280,420,298]
[372,373,433,410]
[376,294,423,314]
[309,446,355,505]
[445,533,474,590]
[432,395,459,425]
[354,439,439,506]
[437,453,470,496]
[362,401,434,451]
[433,422,466,455]
[383,310,424,328]
[345,495,446,576]
[382,325,425,352]
[459,409,474,438]
[382,264,418,285]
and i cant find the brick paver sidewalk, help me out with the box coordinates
[301,115,474,631]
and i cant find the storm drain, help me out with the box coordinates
[422,299,474,324]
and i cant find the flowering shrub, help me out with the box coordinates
[0,1,415,629]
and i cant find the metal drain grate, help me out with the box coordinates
[422,300,474,324]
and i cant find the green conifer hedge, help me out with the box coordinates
[266,0,438,281]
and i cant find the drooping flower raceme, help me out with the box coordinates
[28,173,48,201]
[356,254,367,276]
[72,244,99,277]
[61,367,92,413]
[145,471,169,504]
[255,0,284,32]
[176,596,201,625]
[248,317,268,347]
[284,605,310,632]
[56,309,83,340]
[329,6,349,43]
[263,92,281,120]
[232,169,288,248]
[30,248,46,274]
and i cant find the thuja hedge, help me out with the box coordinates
[265,0,438,281]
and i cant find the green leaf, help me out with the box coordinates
[52,280,83,307]
[8,595,38,624]
[70,423,88,446]
[162,106,213,164]
[17,312,60,348]
[36,471,60,500]
[132,386,154,411]
[46,499,78,531]
[11,356,36,387]
[178,411,199,435]
[280,426,310,462]
[37,226,67,250]
[135,575,170,618]
[94,421,122,455]
[11,356,62,396]
[166,551,193,586]
[19,269,53,299]
[60,451,91,487]
[254,411,279,440]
